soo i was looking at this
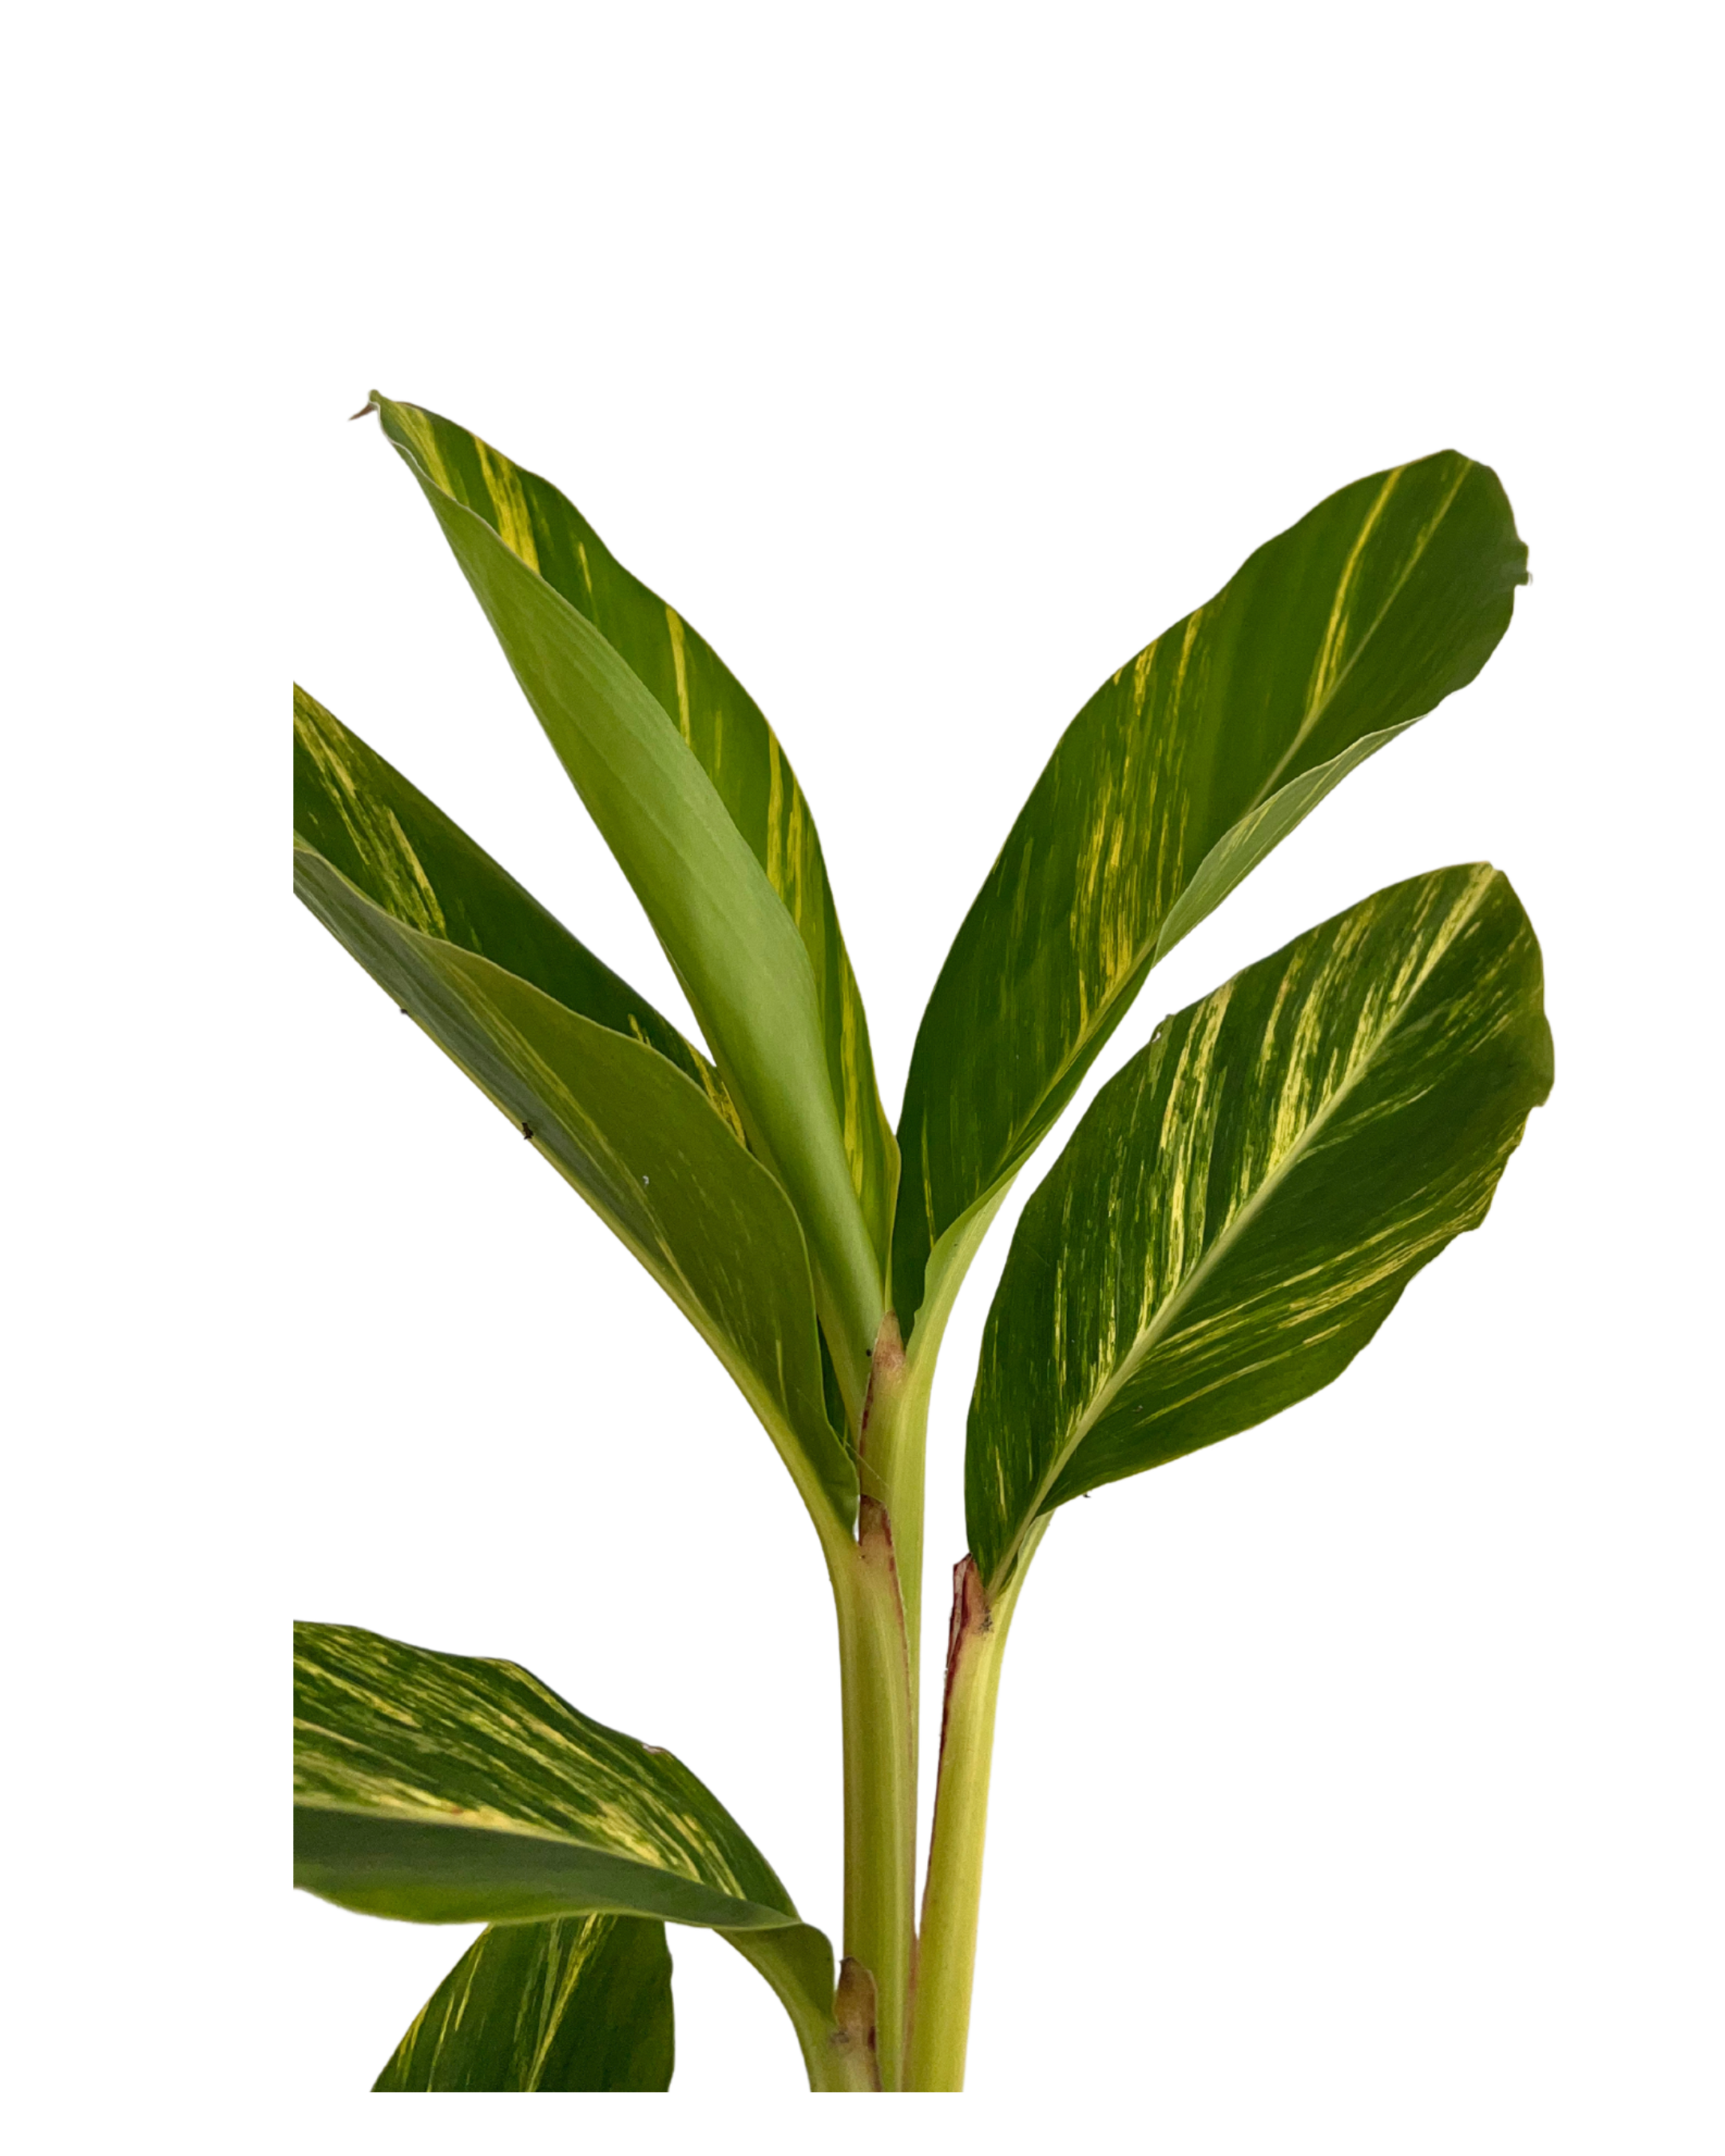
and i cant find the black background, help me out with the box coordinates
[288,349,1569,2087]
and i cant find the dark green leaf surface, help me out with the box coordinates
[375,1915,673,2091]
[895,454,1528,1350]
[295,1623,801,1931]
[967,865,1552,1592]
[371,394,891,1398]
[295,683,730,1111]
[294,688,855,1531]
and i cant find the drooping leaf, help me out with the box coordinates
[369,394,891,1402]
[295,1622,803,1932]
[294,688,855,1532]
[966,864,1552,1593]
[374,1914,674,2091]
[895,454,1529,1352]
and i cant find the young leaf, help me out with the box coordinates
[295,1623,805,1932]
[374,1914,674,2091]
[369,394,892,1401]
[966,864,1552,1594]
[894,454,1528,1350]
[294,688,855,1533]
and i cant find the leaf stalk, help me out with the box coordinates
[826,1497,917,2089]
[906,1524,1045,2091]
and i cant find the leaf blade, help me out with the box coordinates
[895,454,1528,1347]
[371,394,892,1392]
[373,1915,674,2091]
[295,1622,801,1932]
[966,865,1552,1591]
[293,689,855,1531]
[294,683,736,1116]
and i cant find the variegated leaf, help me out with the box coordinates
[294,688,855,1532]
[295,1622,803,1931]
[295,683,732,1112]
[895,454,1528,1356]
[966,865,1552,1593]
[374,1914,674,2091]
[370,394,893,1409]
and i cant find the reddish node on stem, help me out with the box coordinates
[932,1557,989,1776]
[858,1310,906,1456]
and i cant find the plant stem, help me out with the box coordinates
[825,1497,917,2090]
[868,1184,1011,1711]
[858,1315,934,1718]
[905,1524,1046,2091]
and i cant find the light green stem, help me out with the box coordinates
[857,1316,935,1724]
[825,1500,917,2090]
[906,1526,1045,2091]
[871,1187,1010,1710]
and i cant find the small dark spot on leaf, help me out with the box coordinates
[521,1121,534,1140]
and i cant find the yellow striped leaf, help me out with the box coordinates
[295,1622,803,1932]
[374,1914,674,2091]
[895,454,1528,1357]
[294,688,855,1533]
[295,684,732,1109]
[966,865,1552,1594]
[370,394,894,1411]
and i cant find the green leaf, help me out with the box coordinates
[294,688,855,1533]
[966,864,1552,1593]
[295,1622,803,1932]
[294,682,732,1112]
[369,393,893,1402]
[894,453,1529,1352]
[374,1914,674,2091]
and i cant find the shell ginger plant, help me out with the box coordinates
[293,396,1552,2094]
